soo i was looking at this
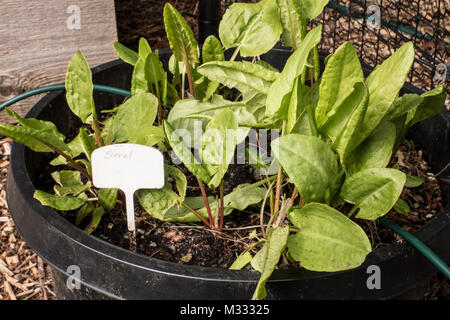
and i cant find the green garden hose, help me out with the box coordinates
[0,84,448,280]
[379,217,450,279]
[0,83,131,111]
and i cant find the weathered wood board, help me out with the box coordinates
[0,0,118,123]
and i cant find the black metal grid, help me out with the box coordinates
[313,0,449,92]
[221,0,449,92]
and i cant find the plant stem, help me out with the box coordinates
[313,45,320,82]
[230,46,241,62]
[273,121,286,215]
[184,58,195,98]
[260,179,276,239]
[347,205,358,218]
[91,110,104,148]
[197,179,214,226]
[50,146,92,181]
[182,202,212,228]
[219,180,224,231]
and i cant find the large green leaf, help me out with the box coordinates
[202,110,240,188]
[340,168,406,220]
[320,82,368,141]
[137,165,187,220]
[344,120,396,175]
[315,42,364,127]
[276,0,304,49]
[328,83,369,161]
[197,60,279,98]
[219,0,282,57]
[406,84,446,127]
[265,25,322,120]
[202,35,225,63]
[65,51,95,123]
[113,42,138,65]
[131,57,148,95]
[85,206,106,234]
[287,203,371,271]
[357,42,415,144]
[34,190,87,211]
[167,95,252,126]
[272,134,341,204]
[163,120,211,183]
[0,108,69,153]
[164,3,199,66]
[251,225,289,300]
[109,93,159,144]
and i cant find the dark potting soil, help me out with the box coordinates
[34,139,446,270]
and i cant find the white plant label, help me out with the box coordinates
[91,144,165,232]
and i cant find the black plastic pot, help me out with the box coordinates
[6,48,450,300]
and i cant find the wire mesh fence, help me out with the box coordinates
[221,0,449,94]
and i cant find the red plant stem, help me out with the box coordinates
[219,180,224,231]
[50,145,92,181]
[197,179,214,227]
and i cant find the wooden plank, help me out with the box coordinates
[0,0,118,123]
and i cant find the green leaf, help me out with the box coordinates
[51,170,91,197]
[167,95,253,126]
[131,57,148,95]
[75,202,95,225]
[223,183,267,211]
[164,3,199,65]
[405,175,424,188]
[229,251,253,270]
[265,25,322,120]
[109,93,159,143]
[340,168,406,220]
[202,35,225,63]
[113,42,139,65]
[137,165,187,220]
[296,0,329,21]
[219,0,282,57]
[406,84,446,127]
[65,51,95,123]
[287,203,371,272]
[164,181,266,223]
[34,190,87,211]
[315,42,364,127]
[329,83,369,161]
[344,121,396,175]
[51,128,96,165]
[251,225,289,300]
[138,37,152,59]
[85,206,106,234]
[272,134,341,204]
[163,196,221,223]
[0,108,69,153]
[276,0,304,49]
[387,94,423,120]
[197,60,279,98]
[393,198,410,216]
[98,188,118,211]
[202,110,240,188]
[163,120,211,184]
[357,42,415,144]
